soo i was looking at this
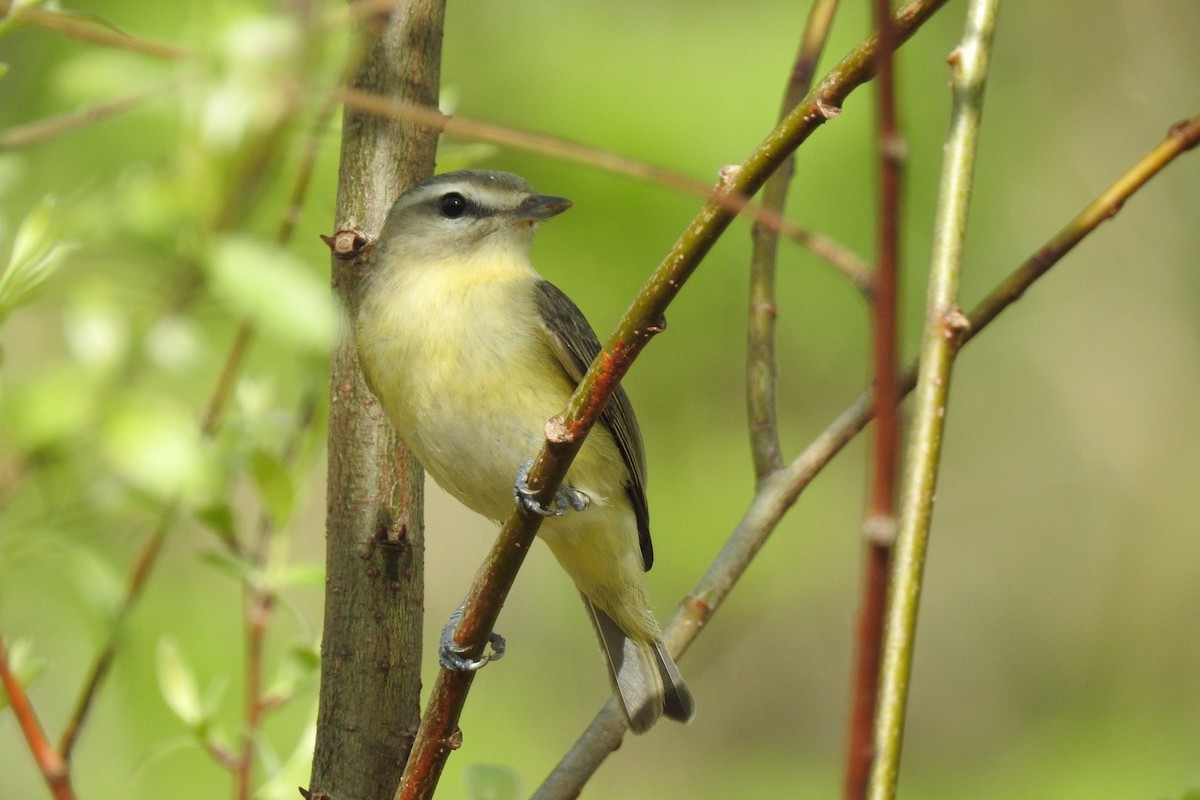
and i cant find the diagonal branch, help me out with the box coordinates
[534,108,1200,800]
[394,1,955,798]
[1,636,75,800]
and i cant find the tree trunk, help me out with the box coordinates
[309,2,444,798]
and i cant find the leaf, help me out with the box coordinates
[155,638,205,729]
[101,394,216,502]
[198,548,259,586]
[249,448,294,526]
[277,562,325,588]
[0,638,46,711]
[464,764,521,800]
[194,503,238,550]
[207,235,335,353]
[263,643,320,704]
[0,366,96,449]
[255,705,317,800]
[0,196,75,324]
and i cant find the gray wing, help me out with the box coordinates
[534,280,653,571]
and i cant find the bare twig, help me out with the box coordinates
[0,4,190,60]
[59,509,173,759]
[748,0,841,481]
[535,108,1200,800]
[1,636,76,800]
[336,86,871,288]
[0,82,175,151]
[867,4,1000,797]
[845,0,904,796]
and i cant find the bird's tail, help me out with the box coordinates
[582,595,695,734]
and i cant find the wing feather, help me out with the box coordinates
[533,280,653,570]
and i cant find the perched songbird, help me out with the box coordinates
[354,170,694,733]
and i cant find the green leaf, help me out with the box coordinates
[249,448,294,525]
[194,503,238,550]
[464,764,521,800]
[0,366,97,449]
[155,638,205,729]
[263,643,319,703]
[277,562,325,588]
[255,707,317,800]
[101,394,216,502]
[207,235,335,353]
[0,638,46,711]
[0,196,75,324]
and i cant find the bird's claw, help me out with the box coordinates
[513,460,590,517]
[439,604,506,672]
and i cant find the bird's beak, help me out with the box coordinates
[513,194,573,222]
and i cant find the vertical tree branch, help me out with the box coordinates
[845,0,902,796]
[867,2,1000,798]
[748,0,840,481]
[308,2,444,799]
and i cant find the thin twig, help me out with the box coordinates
[1,636,76,800]
[395,2,954,798]
[0,82,175,151]
[748,0,841,481]
[534,107,1200,800]
[335,86,872,290]
[845,0,903,795]
[59,507,173,759]
[2,4,190,60]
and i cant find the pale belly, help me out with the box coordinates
[356,268,657,641]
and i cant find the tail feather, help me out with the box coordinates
[653,641,695,724]
[583,596,694,734]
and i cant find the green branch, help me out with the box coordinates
[867,2,999,797]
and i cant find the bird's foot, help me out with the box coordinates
[513,460,590,517]
[439,603,506,671]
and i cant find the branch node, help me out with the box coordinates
[641,312,667,337]
[321,230,371,260]
[942,305,971,344]
[862,514,898,546]
[543,414,573,445]
[881,132,909,162]
[815,99,842,120]
[1168,117,1200,150]
[717,164,741,187]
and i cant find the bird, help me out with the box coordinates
[353,169,694,733]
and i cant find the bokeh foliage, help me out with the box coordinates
[1,1,1198,799]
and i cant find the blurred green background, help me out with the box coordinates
[1,1,1198,798]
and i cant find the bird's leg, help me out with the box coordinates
[513,460,590,517]
[439,600,506,671]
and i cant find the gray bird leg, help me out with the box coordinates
[513,460,590,517]
[439,601,506,671]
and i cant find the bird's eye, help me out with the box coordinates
[438,192,468,219]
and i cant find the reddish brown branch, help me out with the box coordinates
[845,1,904,797]
[59,516,171,759]
[1,636,76,800]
